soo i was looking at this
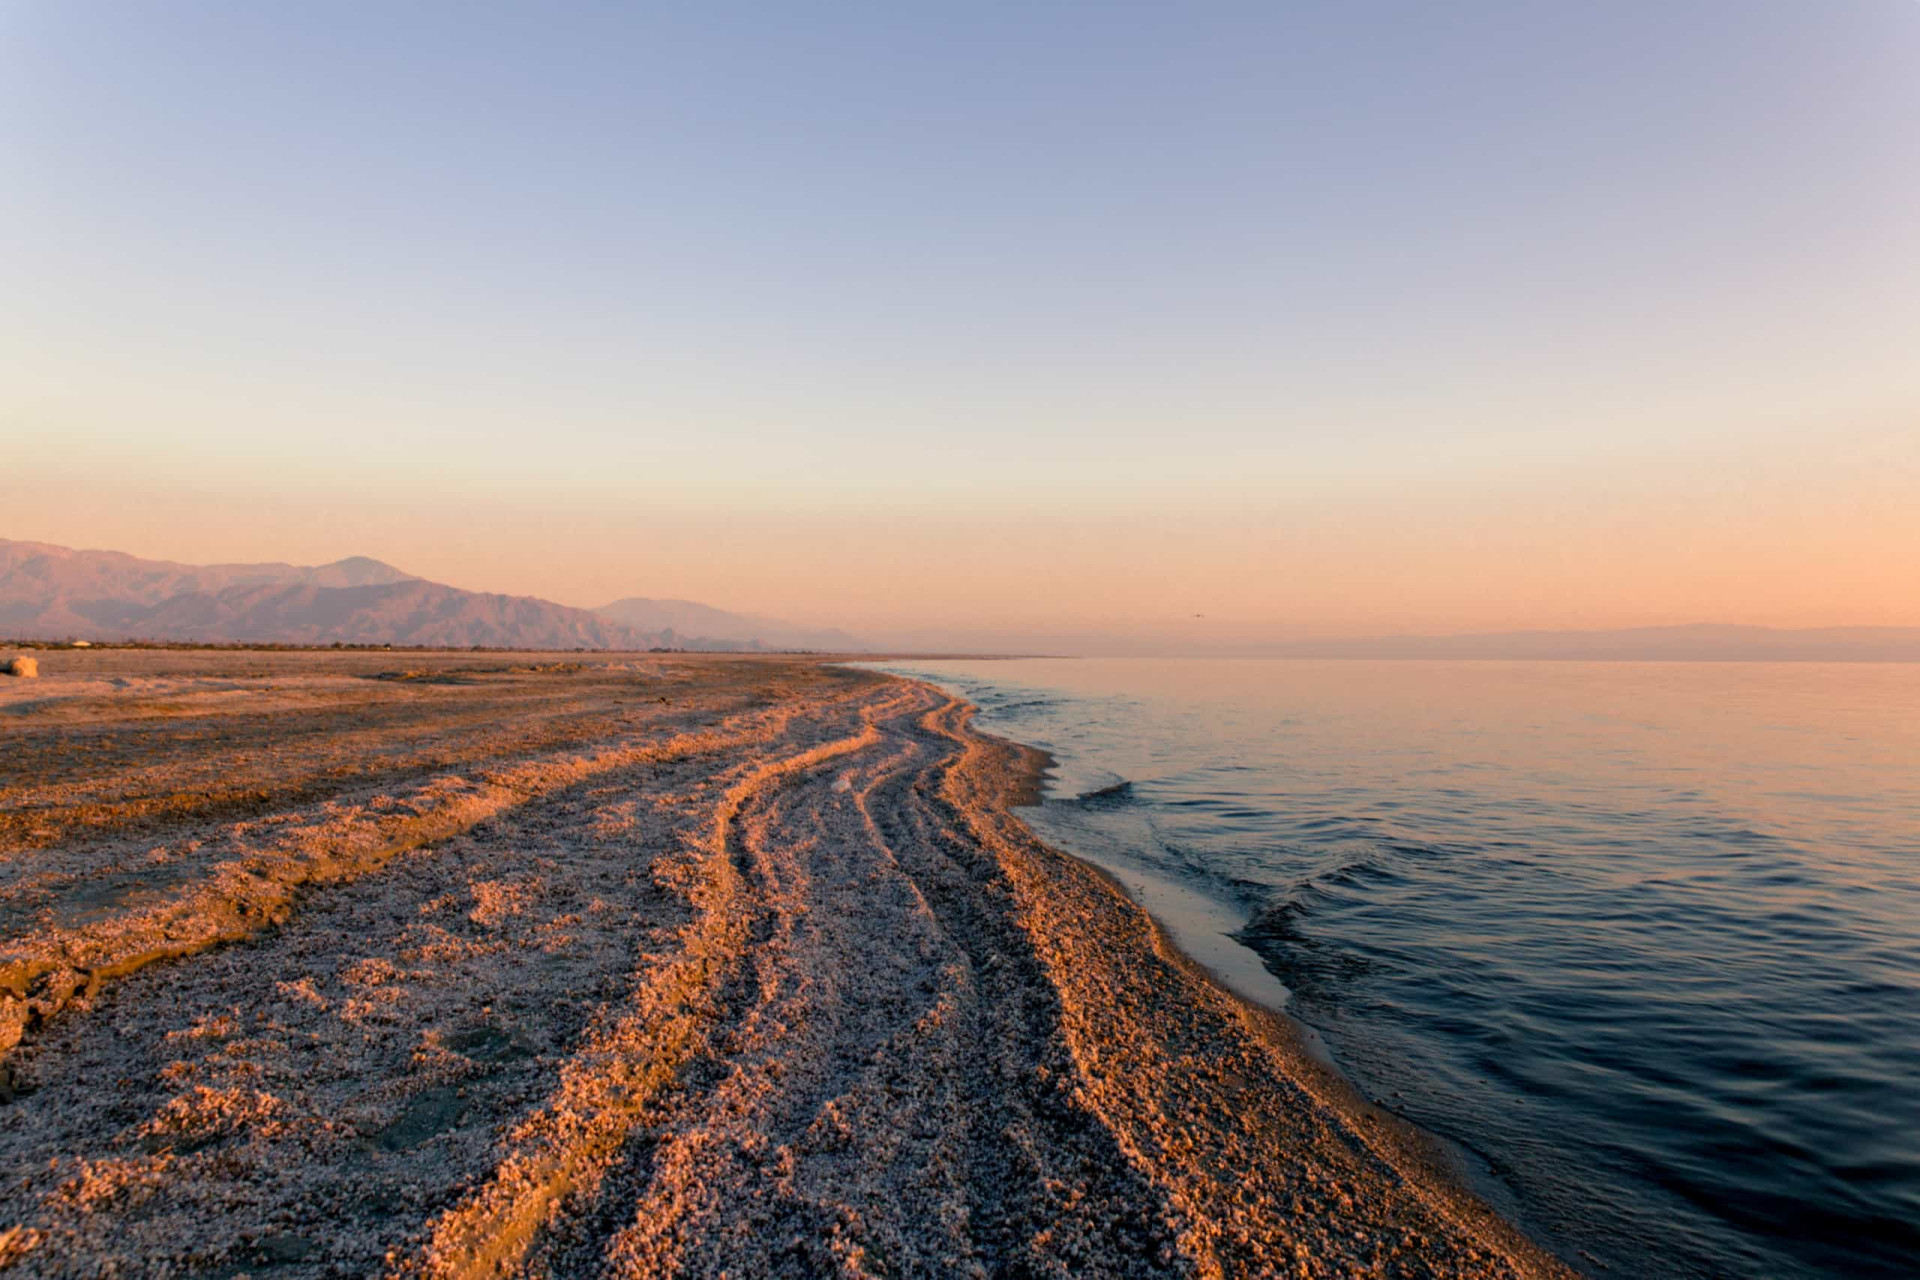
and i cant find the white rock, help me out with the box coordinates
[3,656,38,677]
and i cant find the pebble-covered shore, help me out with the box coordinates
[0,651,1573,1278]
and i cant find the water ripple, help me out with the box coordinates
[872,658,1920,1280]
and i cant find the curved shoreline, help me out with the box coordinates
[0,650,1575,1276]
[932,688,1577,1279]
[966,712,1548,1248]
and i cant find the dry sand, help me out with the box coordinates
[0,650,1574,1278]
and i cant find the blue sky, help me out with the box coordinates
[4,2,1917,646]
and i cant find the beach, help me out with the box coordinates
[0,651,1568,1278]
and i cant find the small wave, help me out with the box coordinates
[1236,890,1380,995]
[1075,779,1135,807]
[1239,896,1313,939]
[983,695,1055,715]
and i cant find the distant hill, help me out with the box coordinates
[18,539,1901,659]
[1263,625,1920,662]
[0,539,656,648]
[596,597,865,652]
[127,579,651,649]
[0,537,872,651]
[0,539,420,633]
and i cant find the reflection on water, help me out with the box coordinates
[869,659,1920,1280]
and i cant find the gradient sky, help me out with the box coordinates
[4,2,1917,650]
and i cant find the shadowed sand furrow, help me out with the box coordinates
[0,659,683,858]
[406,708,885,1278]
[0,666,883,1277]
[0,654,1570,1279]
[508,698,954,1275]
[857,700,1192,1276]
[586,688,998,1276]
[0,743,745,1275]
[0,698,655,869]
[0,698,853,1068]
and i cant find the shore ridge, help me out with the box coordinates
[0,651,1571,1277]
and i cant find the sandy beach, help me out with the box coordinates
[0,650,1571,1278]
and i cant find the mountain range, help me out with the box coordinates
[0,539,862,651]
[9,539,1913,660]
[596,597,863,653]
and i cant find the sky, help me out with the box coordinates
[3,2,1917,651]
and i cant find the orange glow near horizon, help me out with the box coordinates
[4,4,1918,651]
[5,410,1914,650]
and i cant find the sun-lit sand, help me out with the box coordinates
[0,650,1570,1277]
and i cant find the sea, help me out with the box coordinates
[864,658,1920,1280]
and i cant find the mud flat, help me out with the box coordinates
[0,650,1572,1278]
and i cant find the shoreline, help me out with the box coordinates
[2,649,1574,1276]
[995,738,1331,1058]
[980,726,1508,1217]
[934,685,1577,1279]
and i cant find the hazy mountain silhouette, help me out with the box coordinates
[0,539,419,632]
[11,540,1907,657]
[596,597,865,652]
[129,580,654,648]
[1,539,654,648]
[0,538,874,650]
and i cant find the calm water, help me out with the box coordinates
[869,659,1920,1279]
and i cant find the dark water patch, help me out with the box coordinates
[1075,779,1134,807]
[872,658,1920,1280]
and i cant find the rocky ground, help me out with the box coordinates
[0,650,1573,1278]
